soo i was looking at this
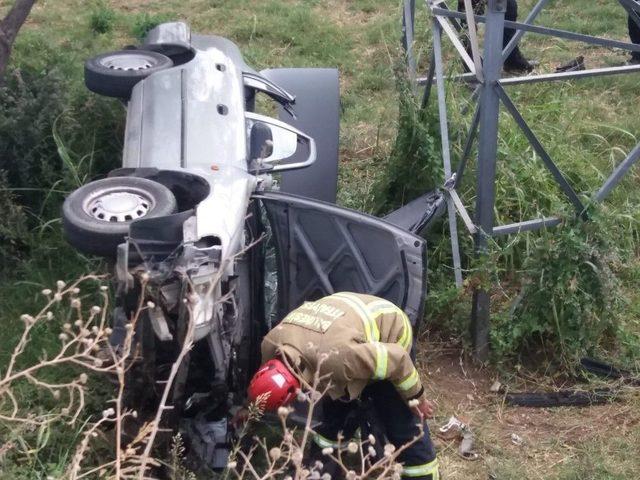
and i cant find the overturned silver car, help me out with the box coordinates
[62,22,443,468]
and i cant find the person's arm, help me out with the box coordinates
[344,342,434,418]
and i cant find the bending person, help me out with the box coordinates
[243,292,439,479]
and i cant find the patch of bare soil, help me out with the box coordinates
[416,342,640,478]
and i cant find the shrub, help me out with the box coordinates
[89,5,116,34]
[491,215,626,366]
[0,67,68,211]
[0,65,123,220]
[372,72,442,215]
[0,171,28,270]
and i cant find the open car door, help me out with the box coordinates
[255,192,428,328]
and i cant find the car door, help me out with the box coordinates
[255,191,428,328]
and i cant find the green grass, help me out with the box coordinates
[2,0,640,477]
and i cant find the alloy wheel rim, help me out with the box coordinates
[84,187,153,223]
[99,53,158,71]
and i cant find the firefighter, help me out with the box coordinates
[246,292,438,480]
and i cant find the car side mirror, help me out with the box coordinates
[245,112,316,173]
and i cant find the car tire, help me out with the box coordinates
[84,50,173,98]
[63,177,178,257]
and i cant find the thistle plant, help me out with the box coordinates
[2,263,426,479]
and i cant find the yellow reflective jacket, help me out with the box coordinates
[260,292,424,404]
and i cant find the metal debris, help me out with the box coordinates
[459,429,479,461]
[510,433,524,446]
[438,416,479,460]
[438,416,466,441]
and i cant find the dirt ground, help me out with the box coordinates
[417,343,640,479]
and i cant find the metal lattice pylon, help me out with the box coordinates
[402,0,640,360]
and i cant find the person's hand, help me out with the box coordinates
[411,397,435,420]
[230,407,250,428]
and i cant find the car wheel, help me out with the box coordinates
[84,50,173,98]
[62,176,177,257]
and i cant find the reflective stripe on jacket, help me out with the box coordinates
[260,292,424,403]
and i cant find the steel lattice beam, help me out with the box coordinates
[403,0,640,361]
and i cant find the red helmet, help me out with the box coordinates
[247,358,300,411]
